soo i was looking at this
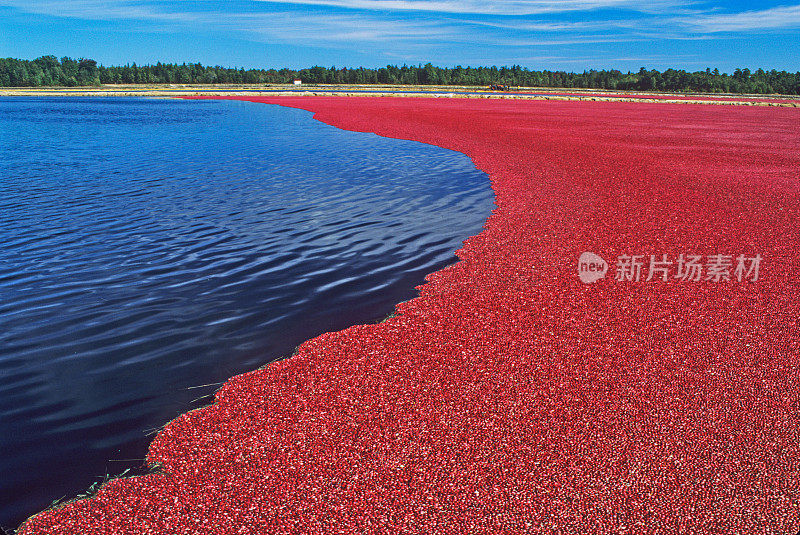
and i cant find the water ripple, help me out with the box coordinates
[0,97,494,529]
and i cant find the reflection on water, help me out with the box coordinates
[0,97,493,529]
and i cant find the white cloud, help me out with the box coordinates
[457,18,635,31]
[677,4,800,32]
[506,36,648,46]
[2,0,798,58]
[252,0,686,16]
[212,11,463,43]
[0,0,196,21]
[0,0,459,43]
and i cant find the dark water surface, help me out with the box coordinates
[0,97,493,529]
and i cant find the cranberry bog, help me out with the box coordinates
[19,96,800,534]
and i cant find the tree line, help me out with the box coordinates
[2,56,799,95]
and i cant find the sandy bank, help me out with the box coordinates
[1,84,798,107]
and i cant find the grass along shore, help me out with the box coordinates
[1,84,798,106]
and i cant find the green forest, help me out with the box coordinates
[2,56,799,95]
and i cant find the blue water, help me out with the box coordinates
[0,97,494,530]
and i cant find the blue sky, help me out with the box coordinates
[1,1,798,72]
